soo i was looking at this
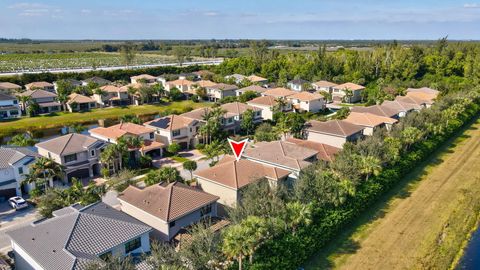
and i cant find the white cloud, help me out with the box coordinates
[8,2,62,17]
[203,11,218,16]
[464,3,480,8]
[8,2,47,9]
[81,9,92,14]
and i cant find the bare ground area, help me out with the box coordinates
[306,118,480,270]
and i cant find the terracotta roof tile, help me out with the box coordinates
[313,80,338,88]
[67,93,95,104]
[262,87,296,98]
[351,105,399,118]
[344,112,397,127]
[288,91,324,101]
[145,114,196,131]
[306,120,364,137]
[247,95,278,107]
[334,82,365,91]
[286,138,340,162]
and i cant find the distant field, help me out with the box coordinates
[306,118,480,270]
[0,52,211,73]
[0,101,211,139]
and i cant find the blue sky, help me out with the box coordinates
[1,0,479,40]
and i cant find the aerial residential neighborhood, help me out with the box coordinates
[0,1,479,270]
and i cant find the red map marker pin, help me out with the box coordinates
[228,138,249,161]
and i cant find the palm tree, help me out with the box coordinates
[18,95,31,114]
[26,157,64,191]
[222,224,249,270]
[100,145,119,175]
[8,134,36,146]
[57,92,70,112]
[273,97,287,113]
[358,155,382,181]
[69,124,86,134]
[401,127,423,150]
[284,202,313,234]
[127,86,137,105]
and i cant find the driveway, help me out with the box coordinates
[0,203,39,255]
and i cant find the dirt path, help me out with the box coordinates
[307,120,480,270]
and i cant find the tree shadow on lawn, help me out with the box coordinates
[304,116,480,270]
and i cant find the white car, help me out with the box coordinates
[8,196,28,210]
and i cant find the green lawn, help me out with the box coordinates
[0,101,211,139]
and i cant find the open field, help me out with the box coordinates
[0,52,212,73]
[0,101,211,139]
[306,117,480,270]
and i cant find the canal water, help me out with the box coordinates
[457,224,480,269]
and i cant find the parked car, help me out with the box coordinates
[8,197,28,210]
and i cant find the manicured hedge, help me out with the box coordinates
[249,102,480,269]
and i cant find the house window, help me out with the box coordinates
[18,167,24,175]
[99,251,112,261]
[10,110,19,115]
[149,133,154,139]
[172,130,181,137]
[226,117,233,124]
[169,220,176,228]
[201,204,212,216]
[91,150,95,157]
[125,237,141,253]
[13,100,18,104]
[64,153,77,163]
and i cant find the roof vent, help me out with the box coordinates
[32,238,35,241]
[52,249,56,253]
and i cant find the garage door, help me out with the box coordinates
[67,168,90,180]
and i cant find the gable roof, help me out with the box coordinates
[0,82,21,90]
[406,87,439,95]
[67,93,95,104]
[131,74,157,80]
[247,75,268,83]
[36,133,103,156]
[236,85,267,94]
[25,81,54,89]
[144,114,196,131]
[344,112,398,128]
[313,80,338,88]
[286,138,340,162]
[243,141,318,171]
[306,120,364,137]
[351,105,399,118]
[288,91,324,101]
[18,89,57,99]
[99,85,126,93]
[6,202,151,270]
[195,155,290,189]
[167,79,194,86]
[334,82,365,91]
[262,87,296,98]
[247,95,278,107]
[0,147,39,169]
[90,123,154,140]
[405,92,437,104]
[119,182,218,222]
[192,80,217,88]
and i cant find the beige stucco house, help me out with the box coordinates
[305,120,364,148]
[344,112,398,136]
[144,114,200,149]
[332,82,365,103]
[119,182,219,241]
[130,74,157,84]
[247,95,291,120]
[287,91,325,113]
[205,83,238,101]
[66,93,97,112]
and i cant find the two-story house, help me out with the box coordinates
[130,74,157,84]
[287,79,310,92]
[93,85,130,106]
[119,182,219,241]
[287,91,325,113]
[0,92,21,119]
[205,83,238,102]
[0,147,39,198]
[7,202,152,270]
[0,82,22,93]
[195,155,290,207]
[235,85,267,97]
[18,89,61,114]
[261,87,296,99]
[332,82,365,103]
[36,133,106,181]
[165,79,194,93]
[144,114,200,149]
[247,95,290,120]
[344,112,398,136]
[312,80,338,93]
[25,81,55,92]
[304,120,364,148]
[90,123,164,158]
[66,93,97,112]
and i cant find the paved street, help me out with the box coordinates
[0,204,39,255]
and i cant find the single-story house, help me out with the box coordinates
[36,133,105,181]
[0,147,39,198]
[305,120,364,148]
[332,82,365,103]
[6,202,152,270]
[287,91,325,113]
[144,114,200,149]
[381,100,422,117]
[344,112,398,136]
[119,182,219,241]
[25,81,55,92]
[195,155,290,207]
[66,93,97,112]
